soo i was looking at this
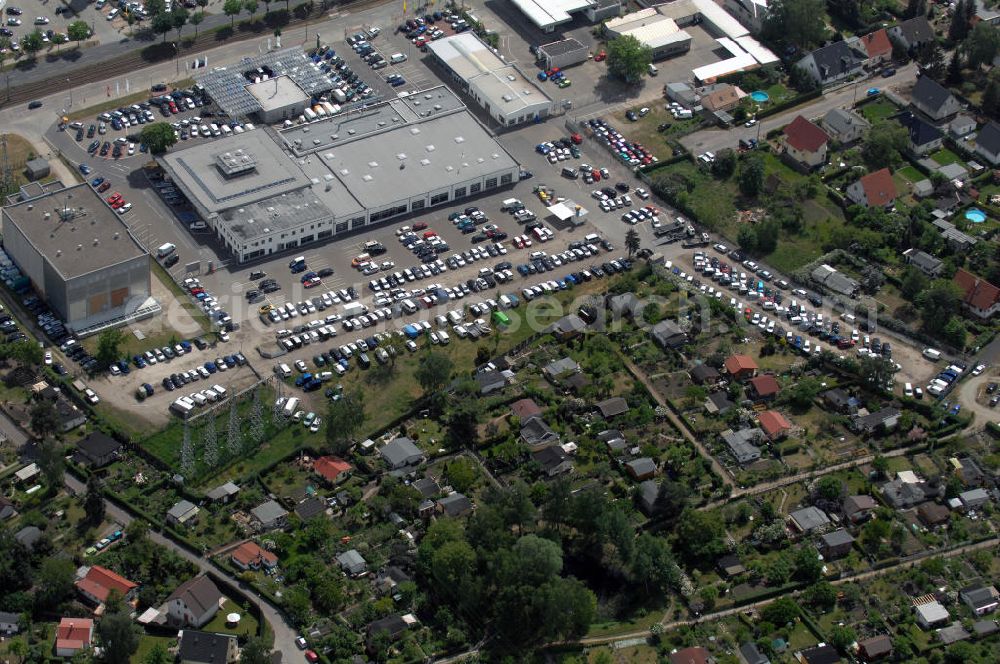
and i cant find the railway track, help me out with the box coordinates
[0,0,392,110]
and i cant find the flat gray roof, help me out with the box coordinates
[539,38,588,57]
[159,129,312,213]
[217,188,337,242]
[245,75,309,112]
[2,184,147,280]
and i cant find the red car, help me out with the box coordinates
[111,198,126,209]
[413,221,428,230]
[106,192,123,204]
[97,181,111,193]
[422,230,437,239]
[591,169,601,181]
[303,277,321,288]
[570,133,583,144]
[304,651,319,663]
[594,50,606,62]
[546,67,560,77]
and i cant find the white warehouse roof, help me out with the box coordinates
[509,0,595,29]
[692,38,758,83]
[605,11,692,51]
[735,36,779,65]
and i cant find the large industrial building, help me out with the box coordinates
[509,0,622,32]
[196,49,335,123]
[158,86,520,263]
[426,33,553,127]
[1,184,154,334]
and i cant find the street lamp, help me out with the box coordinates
[173,42,179,76]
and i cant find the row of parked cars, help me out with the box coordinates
[181,278,233,335]
[259,286,360,324]
[587,117,658,168]
[515,238,612,277]
[160,353,247,392]
[520,256,634,302]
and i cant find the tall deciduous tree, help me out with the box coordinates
[96,327,126,370]
[325,389,365,455]
[84,474,106,524]
[140,122,178,154]
[37,437,65,488]
[762,0,829,50]
[190,11,204,37]
[97,609,139,664]
[416,351,453,396]
[738,152,765,198]
[965,22,1000,68]
[152,12,174,42]
[223,0,243,27]
[862,120,908,169]
[625,228,640,258]
[67,21,91,45]
[605,35,652,83]
[21,30,44,58]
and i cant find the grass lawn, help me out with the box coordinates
[930,148,965,167]
[132,635,175,664]
[858,99,899,123]
[765,198,846,274]
[898,165,924,183]
[651,161,739,234]
[610,106,698,157]
[66,79,195,122]
[1,133,56,190]
[202,599,261,638]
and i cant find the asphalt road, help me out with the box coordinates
[679,62,920,156]
[63,473,303,660]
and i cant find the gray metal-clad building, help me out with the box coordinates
[158,86,520,263]
[537,38,590,69]
[1,184,152,334]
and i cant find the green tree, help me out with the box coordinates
[30,399,60,440]
[942,316,966,349]
[738,153,765,197]
[803,581,838,610]
[625,228,640,259]
[862,120,908,169]
[738,224,758,252]
[244,0,259,20]
[84,474,106,524]
[946,50,964,85]
[983,77,1000,119]
[416,351,453,396]
[762,0,829,49]
[761,597,800,625]
[445,400,480,450]
[444,457,478,493]
[10,340,42,366]
[21,30,44,58]
[146,0,166,16]
[37,437,64,488]
[901,266,930,299]
[965,22,1000,68]
[325,390,365,455]
[792,545,823,583]
[830,625,857,652]
[916,279,963,335]
[815,476,844,502]
[140,122,178,154]
[605,35,652,83]
[629,533,678,595]
[36,556,76,609]
[67,20,91,45]
[779,376,823,411]
[152,12,174,42]
[223,0,243,27]
[238,637,270,664]
[711,148,737,178]
[51,33,68,49]
[949,0,971,41]
[96,609,139,664]
[142,643,170,664]
[906,0,926,18]
[96,327,126,369]
[191,11,204,37]
[674,509,726,564]
[173,8,190,38]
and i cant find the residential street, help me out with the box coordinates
[63,474,303,661]
[680,63,920,156]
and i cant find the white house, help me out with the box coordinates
[166,575,223,629]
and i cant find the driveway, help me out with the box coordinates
[64,473,303,660]
[954,372,998,428]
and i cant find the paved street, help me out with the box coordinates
[680,62,920,156]
[64,473,303,660]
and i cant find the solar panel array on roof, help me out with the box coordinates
[198,49,335,119]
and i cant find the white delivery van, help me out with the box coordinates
[647,63,658,76]
[283,396,300,417]
[212,384,227,399]
[390,52,407,64]
[221,124,232,137]
[401,299,417,314]
[156,243,176,258]
[275,363,292,378]
[922,348,942,361]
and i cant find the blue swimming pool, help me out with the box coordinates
[966,208,987,223]
[750,90,770,103]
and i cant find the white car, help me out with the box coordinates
[971,364,986,376]
[44,351,52,365]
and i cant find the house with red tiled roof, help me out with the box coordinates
[701,84,742,113]
[749,374,780,401]
[313,456,353,484]
[669,646,714,664]
[74,565,138,606]
[55,618,93,658]
[781,115,830,171]
[231,541,278,570]
[846,168,898,208]
[724,354,758,380]
[510,398,543,421]
[859,28,892,64]
[759,410,793,440]
[953,268,1000,319]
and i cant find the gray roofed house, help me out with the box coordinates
[380,437,425,470]
[899,111,944,154]
[976,0,1000,24]
[722,428,763,465]
[650,319,687,348]
[251,500,289,531]
[24,157,50,181]
[796,40,865,86]
[819,528,855,559]
[843,494,878,522]
[598,428,628,452]
[903,248,944,277]
[437,492,474,517]
[851,407,901,435]
[166,500,200,527]
[718,553,746,577]
[543,356,580,380]
[74,432,123,468]
[178,630,238,664]
[822,107,870,144]
[739,641,770,664]
[595,397,629,418]
[960,585,999,615]
[689,363,721,385]
[0,610,20,634]
[797,643,841,664]
[475,370,507,395]
[975,122,1000,165]
[625,457,657,481]
[789,506,831,533]
[881,478,930,508]
[916,600,950,628]
[973,620,999,637]
[705,391,735,415]
[294,496,326,521]
[412,477,441,499]
[932,219,978,249]
[15,525,43,550]
[532,445,573,477]
[910,75,962,122]
[959,488,990,509]
[521,416,561,449]
[0,497,15,521]
[889,16,935,50]
[637,480,659,516]
[550,314,588,340]
[821,388,860,414]
[205,482,240,503]
[166,574,223,628]
[811,264,860,296]
[857,634,893,660]
[337,549,368,576]
[937,621,970,644]
[366,614,411,643]
[665,81,701,108]
[607,292,641,318]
